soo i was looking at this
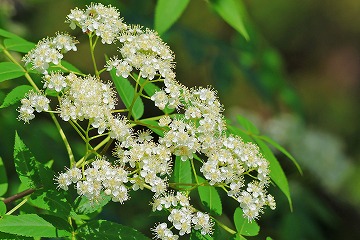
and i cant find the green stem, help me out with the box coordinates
[89,33,99,77]
[212,217,237,235]
[6,198,28,215]
[4,47,75,166]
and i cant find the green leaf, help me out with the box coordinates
[174,156,193,190]
[0,157,8,196]
[76,220,150,240]
[254,138,292,210]
[209,0,249,40]
[258,135,302,174]
[233,208,260,236]
[110,69,144,120]
[75,193,111,215]
[236,115,259,135]
[0,232,32,240]
[4,38,35,53]
[0,28,23,39]
[0,214,71,238]
[154,0,190,35]
[0,201,6,216]
[0,62,25,83]
[197,176,222,215]
[29,189,72,219]
[190,229,213,240]
[13,132,41,187]
[0,85,33,109]
[266,237,273,240]
[226,125,253,143]
[137,119,165,137]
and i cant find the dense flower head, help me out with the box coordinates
[22,33,77,74]
[17,90,50,123]
[106,25,175,80]
[151,192,214,238]
[14,2,280,238]
[58,73,117,133]
[66,3,127,44]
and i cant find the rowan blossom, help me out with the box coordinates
[22,33,77,74]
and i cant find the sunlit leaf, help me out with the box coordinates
[236,115,259,135]
[197,176,222,215]
[0,28,23,39]
[209,0,249,40]
[0,157,8,196]
[258,135,302,174]
[110,69,144,120]
[76,220,150,239]
[4,38,35,53]
[155,0,190,35]
[255,138,292,210]
[0,214,71,238]
[0,85,33,109]
[233,208,260,236]
[173,156,192,190]
[0,62,25,82]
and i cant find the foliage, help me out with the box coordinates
[0,1,299,239]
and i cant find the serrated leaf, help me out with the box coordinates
[4,38,35,53]
[75,193,111,215]
[254,138,292,210]
[76,220,150,240]
[236,115,259,135]
[0,201,6,216]
[0,214,71,238]
[0,157,8,196]
[0,85,33,109]
[155,0,190,35]
[209,0,249,40]
[0,62,25,83]
[174,156,192,190]
[137,119,165,137]
[197,176,222,215]
[258,135,302,174]
[13,132,42,188]
[29,189,72,219]
[110,69,144,120]
[234,208,260,236]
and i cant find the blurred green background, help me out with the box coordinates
[0,0,359,239]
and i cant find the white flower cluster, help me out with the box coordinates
[151,192,214,239]
[151,77,275,220]
[22,33,77,74]
[114,134,172,196]
[57,73,116,132]
[106,25,175,80]
[17,90,50,123]
[67,3,127,44]
[17,3,278,238]
[56,157,130,203]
